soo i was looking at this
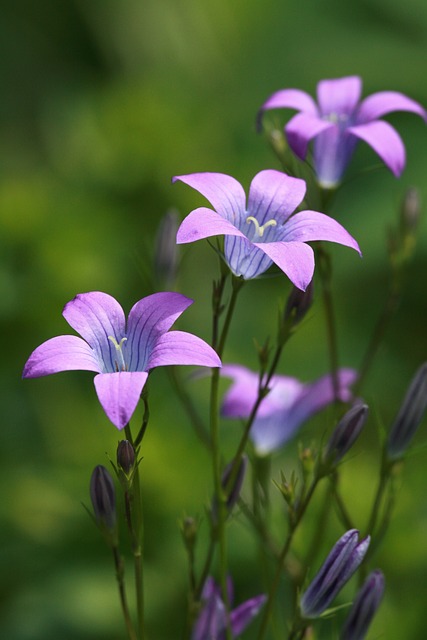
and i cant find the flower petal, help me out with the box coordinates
[285,112,334,159]
[147,330,221,369]
[356,90,427,123]
[259,88,318,115]
[317,76,362,116]
[126,292,194,372]
[63,292,126,374]
[230,594,267,636]
[348,120,406,176]
[23,335,101,377]
[94,371,148,429]
[173,173,246,223]
[247,170,306,225]
[224,235,274,279]
[176,207,245,244]
[254,240,315,291]
[281,210,361,254]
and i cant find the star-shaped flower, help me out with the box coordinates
[23,291,221,429]
[173,169,360,289]
[221,364,357,455]
[259,75,426,187]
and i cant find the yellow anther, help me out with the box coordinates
[246,216,277,238]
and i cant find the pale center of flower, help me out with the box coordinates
[108,336,128,372]
[246,216,277,238]
[325,112,349,125]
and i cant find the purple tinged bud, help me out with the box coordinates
[284,281,314,327]
[340,570,385,640]
[90,465,116,532]
[324,404,368,466]
[401,187,421,236]
[117,440,135,475]
[154,209,179,289]
[300,529,370,619]
[387,362,427,460]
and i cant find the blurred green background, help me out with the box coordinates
[2,0,427,638]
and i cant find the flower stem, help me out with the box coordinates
[112,545,138,640]
[316,245,340,401]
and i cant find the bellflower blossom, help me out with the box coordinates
[221,364,357,455]
[23,291,221,429]
[340,570,385,640]
[300,529,370,618]
[173,170,360,289]
[259,75,426,188]
[192,576,266,640]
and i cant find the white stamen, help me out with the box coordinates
[108,336,128,371]
[246,216,277,238]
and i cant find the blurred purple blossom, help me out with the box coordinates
[259,76,426,187]
[173,170,360,289]
[221,364,357,455]
[300,529,370,618]
[192,576,266,640]
[23,291,220,429]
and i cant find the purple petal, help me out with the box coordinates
[147,330,221,369]
[224,235,274,279]
[348,120,406,177]
[313,127,358,187]
[285,112,334,159]
[176,207,245,244]
[247,170,306,225]
[173,173,246,223]
[281,211,361,255]
[259,88,318,115]
[255,240,315,291]
[230,594,267,636]
[23,335,101,378]
[356,90,427,123]
[126,292,193,372]
[63,292,126,374]
[94,371,148,429]
[317,76,362,116]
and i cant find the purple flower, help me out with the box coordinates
[221,364,357,455]
[192,576,266,640]
[259,76,426,187]
[300,529,370,619]
[23,291,221,430]
[340,570,385,640]
[173,170,360,289]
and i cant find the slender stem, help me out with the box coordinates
[316,245,340,401]
[112,546,138,640]
[125,423,145,640]
[167,367,211,449]
[331,473,355,531]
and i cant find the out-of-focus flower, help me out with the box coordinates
[221,364,357,455]
[23,291,221,429]
[340,570,385,640]
[192,576,266,640]
[259,76,426,188]
[90,465,117,532]
[387,362,427,460]
[323,403,368,466]
[300,529,370,618]
[173,170,360,289]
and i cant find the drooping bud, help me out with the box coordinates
[153,209,179,289]
[340,570,385,640]
[90,465,117,533]
[300,529,370,619]
[117,440,135,476]
[387,362,427,460]
[323,403,368,467]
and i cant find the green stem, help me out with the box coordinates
[316,246,340,401]
[112,546,138,640]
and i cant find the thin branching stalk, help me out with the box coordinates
[112,546,138,640]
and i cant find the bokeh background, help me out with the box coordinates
[2,0,427,638]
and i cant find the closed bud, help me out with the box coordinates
[324,404,368,467]
[400,187,421,237]
[90,465,117,533]
[284,281,314,328]
[340,570,385,640]
[180,516,198,552]
[153,209,179,289]
[117,440,135,476]
[212,456,247,523]
[387,362,427,460]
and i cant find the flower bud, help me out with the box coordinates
[400,187,421,237]
[324,403,368,467]
[284,281,314,328]
[180,516,198,553]
[340,570,385,640]
[387,362,427,460]
[90,465,116,532]
[153,209,179,289]
[300,529,370,619]
[117,440,135,475]
[212,456,247,523]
